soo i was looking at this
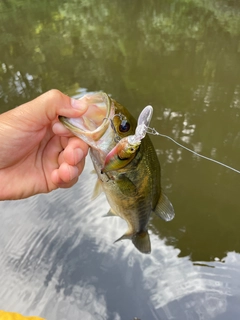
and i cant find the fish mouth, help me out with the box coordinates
[59,92,113,143]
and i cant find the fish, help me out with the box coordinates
[59,92,175,254]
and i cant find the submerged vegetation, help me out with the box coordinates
[0,0,240,111]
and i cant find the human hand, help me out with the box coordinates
[0,90,89,200]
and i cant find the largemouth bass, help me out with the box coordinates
[59,92,175,254]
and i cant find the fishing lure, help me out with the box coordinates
[104,103,240,175]
[102,106,153,173]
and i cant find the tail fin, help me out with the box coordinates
[115,230,151,254]
[132,231,151,254]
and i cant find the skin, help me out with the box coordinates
[0,89,89,200]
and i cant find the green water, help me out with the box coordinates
[1,1,240,319]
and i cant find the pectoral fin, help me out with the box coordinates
[154,192,175,221]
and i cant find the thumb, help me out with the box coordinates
[20,89,88,126]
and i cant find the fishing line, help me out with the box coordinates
[105,111,240,174]
[146,126,240,174]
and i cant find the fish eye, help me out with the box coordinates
[119,120,130,133]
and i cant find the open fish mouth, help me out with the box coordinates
[59,92,113,142]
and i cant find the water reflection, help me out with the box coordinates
[1,0,240,112]
[1,0,240,318]
[0,158,240,319]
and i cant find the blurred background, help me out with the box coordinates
[0,1,240,319]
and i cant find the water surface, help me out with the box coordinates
[1,1,240,319]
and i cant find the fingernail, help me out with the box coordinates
[70,166,79,180]
[74,148,84,164]
[71,98,88,112]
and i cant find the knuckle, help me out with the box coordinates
[46,89,63,101]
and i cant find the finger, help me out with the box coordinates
[51,169,79,188]
[76,158,86,173]
[51,158,85,187]
[52,122,73,137]
[51,163,78,185]
[57,137,88,167]
[60,136,69,150]
[57,148,87,169]
[60,163,79,182]
[19,89,88,126]
[58,150,65,166]
[45,135,63,167]
[62,137,89,166]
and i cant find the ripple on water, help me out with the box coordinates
[0,159,240,319]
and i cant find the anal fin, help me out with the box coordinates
[102,208,117,217]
